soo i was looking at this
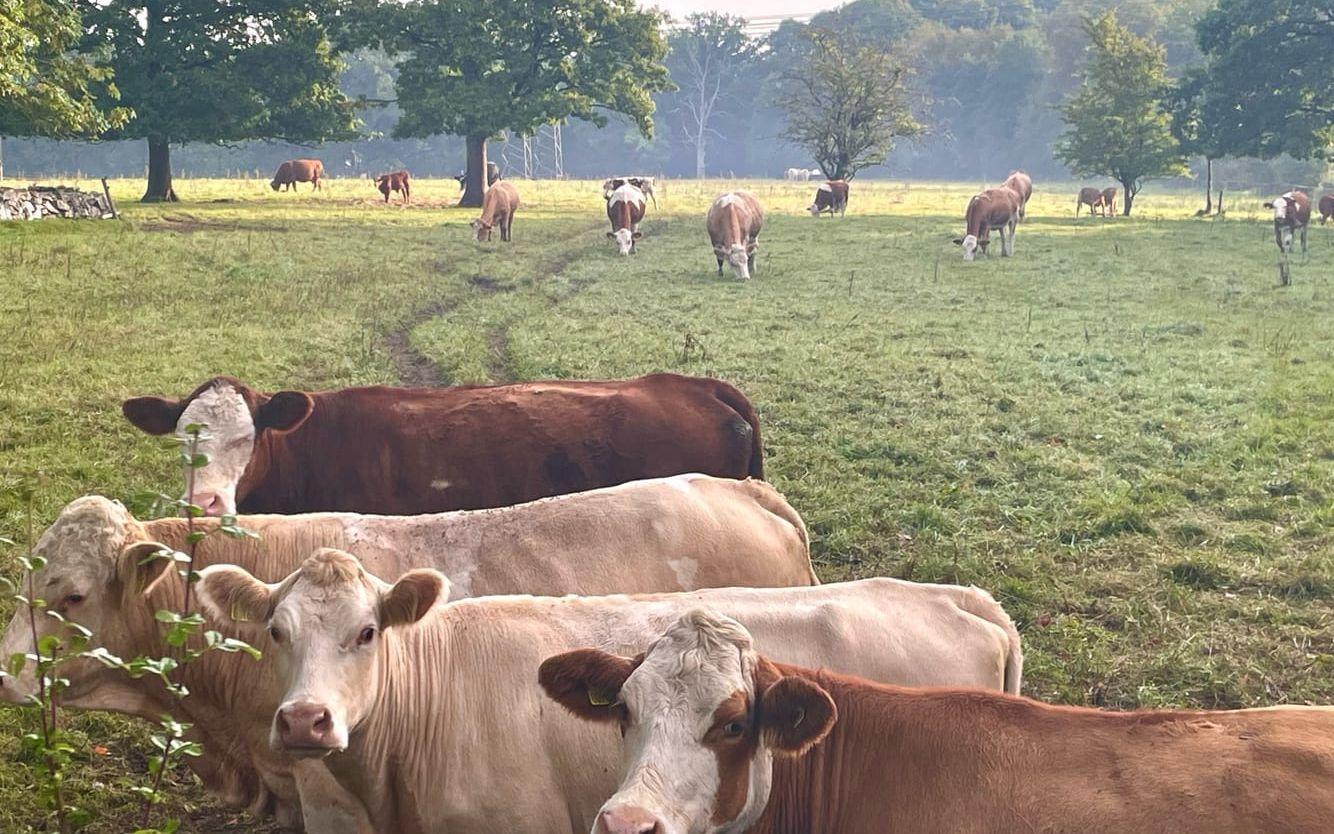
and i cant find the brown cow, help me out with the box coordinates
[1076,186,1104,216]
[471,180,520,242]
[121,373,765,516]
[1264,191,1311,255]
[952,187,1020,261]
[546,610,1334,834]
[606,182,647,255]
[374,171,410,204]
[270,159,323,192]
[707,191,764,279]
[1001,170,1032,220]
[1100,186,1118,217]
[807,180,849,217]
[1320,194,1334,224]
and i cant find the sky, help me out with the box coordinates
[642,0,844,21]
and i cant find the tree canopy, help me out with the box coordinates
[1055,10,1186,214]
[664,14,758,179]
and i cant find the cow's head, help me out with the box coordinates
[1265,196,1295,251]
[122,378,314,516]
[375,176,389,196]
[269,180,281,192]
[713,243,750,280]
[470,218,493,242]
[197,549,447,758]
[0,497,184,714]
[607,228,641,255]
[955,234,980,261]
[540,610,836,834]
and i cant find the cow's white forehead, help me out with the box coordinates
[33,496,133,582]
[1273,197,1289,221]
[622,611,755,717]
[179,383,254,441]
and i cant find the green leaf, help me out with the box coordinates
[7,652,25,677]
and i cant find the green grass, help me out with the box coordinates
[1,176,1331,831]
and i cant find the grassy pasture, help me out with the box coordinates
[0,176,1331,832]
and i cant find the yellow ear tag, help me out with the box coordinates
[587,687,614,707]
[230,604,251,623]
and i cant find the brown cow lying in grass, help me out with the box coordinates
[471,180,520,242]
[374,171,410,203]
[545,610,1334,834]
[271,159,323,192]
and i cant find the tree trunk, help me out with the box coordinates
[459,135,488,208]
[695,138,706,180]
[143,136,178,202]
[1203,158,1213,214]
[1121,179,1135,216]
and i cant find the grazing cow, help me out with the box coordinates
[606,183,647,255]
[1319,194,1334,224]
[193,551,1021,834]
[1100,186,1118,217]
[454,162,501,190]
[1264,191,1312,255]
[373,171,410,204]
[1076,186,1105,216]
[470,179,520,242]
[784,168,800,181]
[1001,170,1033,220]
[706,191,765,280]
[807,180,849,217]
[0,478,815,829]
[548,610,1334,834]
[270,160,324,192]
[121,373,765,516]
[602,176,657,209]
[952,187,1020,261]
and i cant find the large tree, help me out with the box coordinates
[0,0,127,139]
[74,0,358,202]
[381,0,671,207]
[1194,0,1333,161]
[666,14,757,179]
[1055,11,1186,216]
[1165,68,1227,214]
[775,28,922,180]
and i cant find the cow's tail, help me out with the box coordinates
[712,379,765,479]
[959,586,1024,694]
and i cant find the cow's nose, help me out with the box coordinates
[185,491,225,517]
[276,702,336,748]
[596,806,662,834]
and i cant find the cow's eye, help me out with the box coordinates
[269,627,283,643]
[724,721,746,737]
[357,626,376,646]
[63,593,85,606]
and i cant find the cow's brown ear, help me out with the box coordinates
[951,238,964,246]
[632,231,643,239]
[122,396,184,436]
[539,648,641,722]
[379,569,447,629]
[606,231,615,238]
[116,541,178,597]
[1263,202,1275,209]
[196,564,279,626]
[758,676,836,757]
[256,391,313,434]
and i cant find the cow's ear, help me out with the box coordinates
[539,648,641,722]
[379,569,448,629]
[116,541,178,597]
[122,396,184,436]
[606,231,615,238]
[196,564,280,626]
[256,391,313,434]
[758,675,836,757]
[632,231,643,239]
[951,238,964,246]
[1263,202,1275,209]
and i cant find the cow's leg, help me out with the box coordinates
[1301,226,1307,254]
[716,256,724,276]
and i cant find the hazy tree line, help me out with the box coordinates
[1,0,1329,199]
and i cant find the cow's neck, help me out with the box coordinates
[241,392,337,513]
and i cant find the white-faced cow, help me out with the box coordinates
[953,187,1020,261]
[1264,191,1311,255]
[1076,186,1105,217]
[807,180,849,218]
[606,183,647,255]
[0,477,815,830]
[471,180,520,242]
[1001,170,1033,220]
[194,552,1021,834]
[1319,194,1334,225]
[707,191,765,280]
[546,610,1334,834]
[121,373,765,516]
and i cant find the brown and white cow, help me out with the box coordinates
[1264,191,1311,255]
[606,182,647,255]
[373,171,410,204]
[471,180,520,242]
[953,187,1020,261]
[807,180,849,218]
[706,191,764,280]
[1001,170,1032,220]
[1319,194,1334,225]
[0,477,815,829]
[121,373,763,516]
[194,553,1021,834]
[1100,186,1118,217]
[1076,186,1104,217]
[271,159,324,192]
[546,610,1334,834]
[602,177,657,209]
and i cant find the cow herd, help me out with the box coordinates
[3,367,1333,833]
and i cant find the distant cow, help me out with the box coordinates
[1264,191,1311,255]
[270,159,323,192]
[471,180,520,242]
[785,168,814,182]
[374,171,410,204]
[602,176,657,209]
[606,183,647,255]
[808,180,849,217]
[1076,186,1105,216]
[547,610,1334,834]
[953,187,1020,261]
[1100,186,1118,217]
[1318,194,1333,225]
[707,191,765,280]
[121,373,765,516]
[1001,171,1033,220]
[454,162,502,190]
